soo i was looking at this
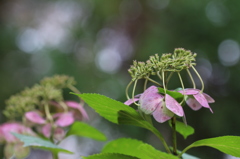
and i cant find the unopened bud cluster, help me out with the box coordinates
[128,48,196,80]
[3,75,76,119]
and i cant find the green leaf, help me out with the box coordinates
[102,138,178,159]
[66,121,107,141]
[74,93,137,124]
[169,120,194,139]
[82,153,139,159]
[158,87,184,101]
[76,94,163,139]
[75,93,170,153]
[12,133,73,154]
[117,110,163,140]
[180,136,240,157]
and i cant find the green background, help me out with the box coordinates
[0,0,239,158]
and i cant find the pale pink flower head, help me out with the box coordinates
[178,88,214,113]
[125,86,184,123]
[0,122,35,143]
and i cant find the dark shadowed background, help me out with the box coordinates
[0,0,240,159]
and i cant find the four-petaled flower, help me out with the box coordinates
[178,88,214,113]
[124,86,184,123]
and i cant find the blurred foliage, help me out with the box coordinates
[1,0,240,158]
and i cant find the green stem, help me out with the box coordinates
[132,79,139,106]
[145,77,162,87]
[144,78,148,91]
[177,72,186,105]
[171,117,178,155]
[59,101,68,113]
[125,80,134,100]
[166,72,173,87]
[178,145,193,158]
[150,128,172,154]
[177,72,188,125]
[157,71,162,80]
[187,69,196,89]
[191,66,204,92]
[52,152,58,159]
[162,71,167,94]
[44,103,53,124]
[44,103,55,142]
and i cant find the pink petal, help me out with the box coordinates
[186,98,202,111]
[165,94,184,117]
[65,101,89,121]
[65,101,80,109]
[139,86,164,114]
[153,104,173,123]
[25,111,46,124]
[178,88,200,95]
[203,93,215,103]
[42,124,51,138]
[55,112,74,127]
[124,98,139,105]
[0,122,35,143]
[193,93,213,113]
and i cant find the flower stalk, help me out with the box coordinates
[171,116,178,155]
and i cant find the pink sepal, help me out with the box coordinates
[165,94,184,117]
[25,111,46,124]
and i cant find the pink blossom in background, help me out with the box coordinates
[41,124,52,138]
[25,111,46,124]
[54,127,65,141]
[0,122,35,143]
[65,101,89,121]
[54,112,75,127]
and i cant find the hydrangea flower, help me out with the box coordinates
[25,101,88,139]
[0,122,35,143]
[178,88,214,112]
[125,86,184,123]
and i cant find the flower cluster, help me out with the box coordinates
[128,48,196,81]
[25,101,88,140]
[125,48,214,123]
[1,75,88,158]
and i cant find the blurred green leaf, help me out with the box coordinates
[12,133,73,154]
[82,153,139,159]
[180,136,240,157]
[102,138,178,159]
[169,120,194,139]
[66,121,107,141]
